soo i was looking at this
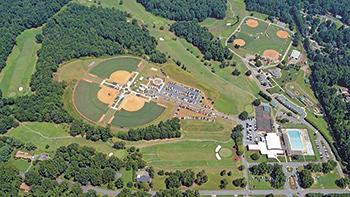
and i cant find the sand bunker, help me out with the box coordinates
[120,94,147,112]
[109,71,132,85]
[246,19,259,28]
[276,30,289,39]
[233,39,246,47]
[263,49,280,61]
[97,86,119,105]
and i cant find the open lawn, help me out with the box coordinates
[311,171,340,189]
[7,157,31,172]
[249,175,273,190]
[7,122,126,157]
[0,27,41,97]
[112,101,165,128]
[73,81,108,122]
[89,56,140,79]
[142,140,243,190]
[181,119,234,142]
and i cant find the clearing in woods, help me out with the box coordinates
[0,27,42,97]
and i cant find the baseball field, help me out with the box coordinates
[229,17,292,62]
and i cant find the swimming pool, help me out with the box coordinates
[287,130,304,151]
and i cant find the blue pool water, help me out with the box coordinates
[287,130,304,150]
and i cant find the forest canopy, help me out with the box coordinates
[170,21,232,61]
[137,0,227,21]
[0,0,70,71]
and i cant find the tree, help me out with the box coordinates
[299,169,314,188]
[165,174,181,188]
[115,178,124,189]
[335,178,350,189]
[250,152,260,161]
[232,178,246,188]
[220,170,227,176]
[219,179,228,189]
[245,70,252,76]
[113,141,126,150]
[180,169,195,187]
[195,170,208,185]
[25,169,43,186]
[239,111,249,120]
[232,69,241,76]
[252,99,261,106]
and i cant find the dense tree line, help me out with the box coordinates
[170,21,232,61]
[244,0,350,173]
[69,120,112,141]
[304,160,337,174]
[160,169,208,189]
[118,118,181,141]
[245,0,350,28]
[249,162,286,189]
[0,0,70,72]
[24,144,146,194]
[117,188,200,197]
[0,164,21,196]
[137,0,227,21]
[231,124,244,155]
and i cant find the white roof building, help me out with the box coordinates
[290,50,301,60]
[266,133,283,150]
[248,133,284,158]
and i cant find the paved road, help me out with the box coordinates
[79,185,350,196]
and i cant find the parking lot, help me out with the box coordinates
[243,118,266,145]
[160,82,203,105]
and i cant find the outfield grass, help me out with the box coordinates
[89,57,140,78]
[74,81,108,122]
[0,27,41,97]
[112,102,165,128]
[8,122,126,157]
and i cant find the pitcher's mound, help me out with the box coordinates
[121,94,147,112]
[97,86,119,105]
[109,70,132,85]
[276,30,289,39]
[263,49,280,61]
[233,39,246,47]
[246,19,259,28]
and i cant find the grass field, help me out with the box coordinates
[311,171,340,189]
[112,101,165,128]
[0,27,41,97]
[7,122,126,158]
[74,81,108,122]
[89,56,140,78]
[229,17,291,59]
[142,140,242,190]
